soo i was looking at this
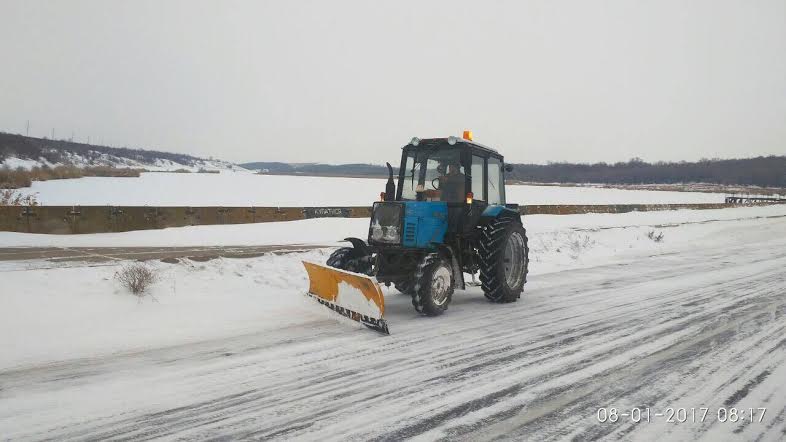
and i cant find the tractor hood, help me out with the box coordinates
[369,201,448,249]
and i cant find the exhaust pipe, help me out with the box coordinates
[384,162,395,201]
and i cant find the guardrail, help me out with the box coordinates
[0,203,757,235]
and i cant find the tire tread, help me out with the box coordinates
[477,217,529,303]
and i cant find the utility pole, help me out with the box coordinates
[26,120,29,136]
[52,128,55,140]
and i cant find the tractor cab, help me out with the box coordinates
[396,134,508,210]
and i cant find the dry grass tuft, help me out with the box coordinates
[0,165,142,189]
[647,230,665,242]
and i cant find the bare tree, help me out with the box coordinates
[0,189,37,206]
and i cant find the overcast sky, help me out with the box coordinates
[1,0,785,165]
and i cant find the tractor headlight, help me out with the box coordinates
[370,202,403,244]
[371,221,384,241]
[382,225,400,242]
[371,222,400,243]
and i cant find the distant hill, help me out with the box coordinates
[242,156,786,188]
[0,132,239,172]
[240,162,297,173]
[240,162,393,178]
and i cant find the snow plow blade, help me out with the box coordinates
[302,261,389,334]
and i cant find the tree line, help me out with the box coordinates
[507,156,786,188]
[244,156,786,188]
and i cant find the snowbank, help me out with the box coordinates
[0,250,334,369]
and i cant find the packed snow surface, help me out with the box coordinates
[15,171,726,206]
[1,206,785,440]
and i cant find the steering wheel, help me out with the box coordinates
[431,177,441,190]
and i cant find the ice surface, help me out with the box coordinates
[13,171,726,206]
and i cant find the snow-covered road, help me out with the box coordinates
[1,215,785,440]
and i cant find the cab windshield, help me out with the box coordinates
[399,148,466,202]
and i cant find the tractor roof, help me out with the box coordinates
[404,137,501,156]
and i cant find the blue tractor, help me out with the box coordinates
[325,133,529,317]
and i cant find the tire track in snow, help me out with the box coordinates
[1,227,786,441]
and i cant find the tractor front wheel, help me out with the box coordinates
[478,217,529,303]
[326,247,372,275]
[412,253,453,316]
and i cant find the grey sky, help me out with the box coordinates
[1,0,785,165]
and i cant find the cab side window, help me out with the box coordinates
[400,154,417,200]
[471,155,485,201]
[487,157,503,205]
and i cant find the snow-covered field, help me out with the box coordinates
[1,205,785,440]
[17,171,725,206]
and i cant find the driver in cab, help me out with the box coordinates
[438,162,465,202]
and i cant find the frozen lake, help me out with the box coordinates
[20,171,724,206]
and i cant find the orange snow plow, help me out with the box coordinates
[302,261,389,334]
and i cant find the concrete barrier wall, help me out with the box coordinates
[0,203,742,234]
[0,206,373,234]
[520,203,733,215]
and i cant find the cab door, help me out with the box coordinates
[456,154,487,233]
[486,156,505,206]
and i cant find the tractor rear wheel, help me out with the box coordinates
[478,217,529,303]
[326,247,372,275]
[412,253,453,316]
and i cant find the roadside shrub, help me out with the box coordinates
[0,189,38,206]
[85,166,141,177]
[647,230,665,242]
[115,263,159,297]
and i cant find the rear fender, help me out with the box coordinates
[478,205,522,227]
